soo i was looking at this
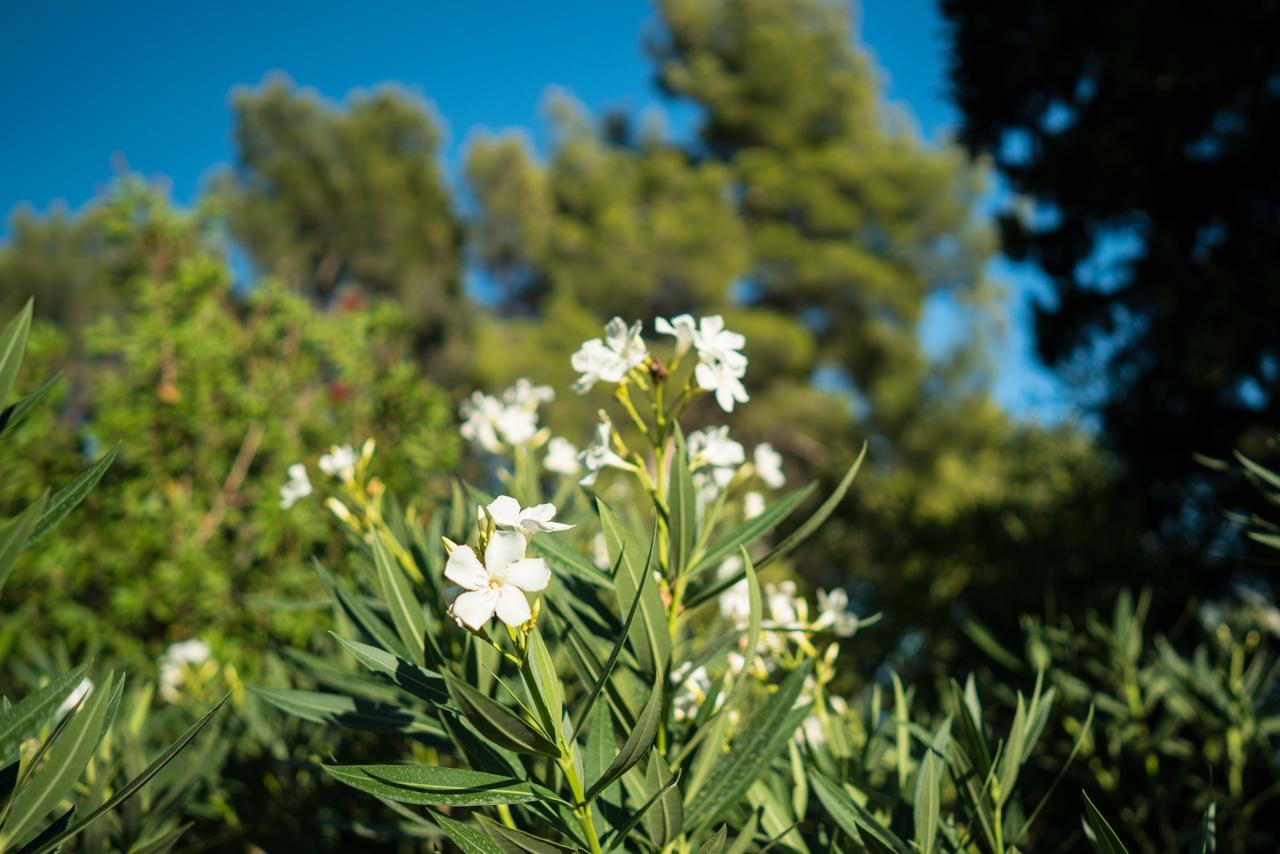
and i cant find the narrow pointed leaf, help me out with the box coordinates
[0,373,60,440]
[1081,791,1130,854]
[372,533,427,666]
[0,663,89,765]
[331,634,450,706]
[324,765,539,806]
[444,674,560,758]
[28,447,117,545]
[690,483,814,577]
[0,300,33,409]
[755,443,866,571]
[0,495,48,602]
[668,426,697,578]
[811,772,909,854]
[585,671,662,803]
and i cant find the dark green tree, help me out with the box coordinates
[215,76,470,376]
[942,0,1280,564]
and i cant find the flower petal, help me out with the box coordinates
[444,545,489,590]
[451,589,499,629]
[487,495,522,527]
[484,530,528,575]
[493,586,532,627]
[495,557,550,592]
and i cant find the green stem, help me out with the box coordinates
[562,759,605,854]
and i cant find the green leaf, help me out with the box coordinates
[2,673,112,846]
[313,560,411,660]
[1081,791,1130,854]
[585,671,662,803]
[478,815,578,853]
[685,665,811,831]
[811,772,908,853]
[0,495,47,598]
[601,763,682,852]
[642,753,683,846]
[571,533,654,738]
[0,664,88,766]
[531,535,610,587]
[25,695,224,854]
[913,720,951,854]
[689,483,814,577]
[584,701,621,816]
[324,764,539,806]
[331,634,451,706]
[0,373,59,440]
[429,807,505,854]
[249,686,443,736]
[525,625,565,744]
[598,502,669,676]
[0,300,33,410]
[28,447,118,545]
[668,426,698,579]
[725,810,760,854]
[444,673,560,758]
[13,805,72,854]
[755,443,866,571]
[372,533,428,667]
[696,826,728,854]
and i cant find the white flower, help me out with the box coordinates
[544,437,581,475]
[570,318,648,393]
[655,314,697,355]
[279,463,312,509]
[579,415,631,486]
[460,380,552,453]
[691,315,747,371]
[766,581,800,625]
[459,392,505,452]
[319,445,357,482]
[815,588,860,637]
[743,490,766,519]
[158,639,212,702]
[502,378,555,409]
[486,495,574,539]
[56,677,94,719]
[671,663,713,722]
[801,713,826,746]
[689,426,746,488]
[695,359,749,413]
[591,533,611,569]
[753,443,785,489]
[445,530,550,629]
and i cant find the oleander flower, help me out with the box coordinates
[814,588,860,637]
[579,414,632,485]
[690,315,747,373]
[753,443,786,489]
[544,437,582,475]
[319,445,358,482]
[487,495,574,540]
[279,463,312,509]
[445,530,550,629]
[744,490,766,519]
[655,314,697,355]
[159,638,212,702]
[695,358,750,413]
[502,378,555,409]
[689,426,746,488]
[571,318,648,393]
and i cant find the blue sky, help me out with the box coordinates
[0,0,1067,420]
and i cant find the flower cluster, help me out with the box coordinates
[570,314,750,413]
[444,497,572,630]
[460,379,555,454]
[158,638,212,702]
[279,441,374,509]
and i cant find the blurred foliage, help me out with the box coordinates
[212,76,472,379]
[942,0,1280,566]
[0,183,459,676]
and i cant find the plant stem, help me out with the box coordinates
[561,759,605,854]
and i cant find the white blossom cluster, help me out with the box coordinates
[570,314,750,413]
[460,379,555,454]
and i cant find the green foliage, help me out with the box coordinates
[0,190,458,675]
[0,301,223,854]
